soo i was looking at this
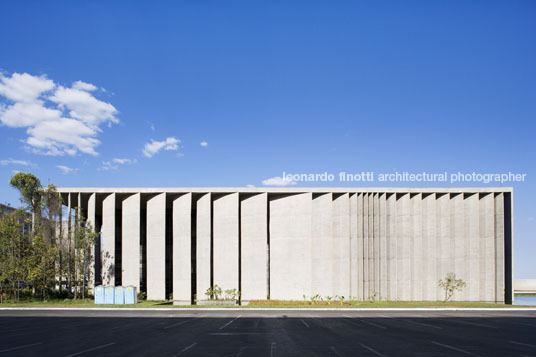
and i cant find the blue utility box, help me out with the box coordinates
[104,286,115,304]
[94,286,105,304]
[114,286,125,304]
[125,286,137,304]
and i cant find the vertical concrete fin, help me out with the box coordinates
[173,193,191,304]
[312,193,332,297]
[213,193,239,292]
[422,193,437,301]
[269,193,312,300]
[356,193,364,300]
[466,193,480,301]
[494,193,505,303]
[196,193,212,301]
[241,193,268,301]
[452,193,465,301]
[349,193,358,299]
[363,193,369,298]
[412,193,423,301]
[387,193,397,300]
[397,193,410,301]
[373,193,380,298]
[101,193,115,286]
[147,193,166,300]
[87,193,96,290]
[379,193,387,300]
[333,193,350,298]
[122,193,141,289]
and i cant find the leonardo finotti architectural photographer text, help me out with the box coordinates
[282,171,527,184]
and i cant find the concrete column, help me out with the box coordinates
[423,193,437,301]
[465,193,480,301]
[101,193,115,286]
[480,193,495,301]
[146,193,166,300]
[312,193,332,297]
[349,193,358,299]
[411,193,422,301]
[437,193,450,299]
[387,193,397,300]
[494,193,505,303]
[373,193,380,298]
[368,194,375,298]
[379,193,387,300]
[452,193,465,301]
[332,193,350,298]
[213,193,239,293]
[87,193,96,290]
[196,193,211,301]
[67,193,72,287]
[269,193,312,300]
[173,193,192,304]
[363,194,369,298]
[241,193,268,301]
[356,194,364,300]
[397,193,410,300]
[122,193,141,289]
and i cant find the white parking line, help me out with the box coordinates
[510,340,536,348]
[219,315,241,329]
[270,342,276,357]
[359,343,385,357]
[431,341,481,356]
[359,319,387,329]
[164,315,205,329]
[176,342,197,356]
[448,320,498,329]
[64,342,115,357]
[329,346,342,356]
[404,319,442,329]
[513,322,536,328]
[300,319,310,328]
[0,342,42,353]
[210,332,274,335]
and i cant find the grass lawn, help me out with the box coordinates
[0,299,533,308]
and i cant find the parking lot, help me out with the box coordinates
[0,309,535,356]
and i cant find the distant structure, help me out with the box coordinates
[514,280,536,294]
[56,188,513,304]
[0,203,31,234]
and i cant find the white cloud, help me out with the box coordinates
[0,158,35,167]
[200,141,208,147]
[142,137,180,158]
[246,184,255,188]
[0,72,118,156]
[0,73,54,102]
[57,165,78,174]
[99,158,137,171]
[262,176,297,186]
[72,80,97,91]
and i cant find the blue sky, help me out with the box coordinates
[0,1,534,278]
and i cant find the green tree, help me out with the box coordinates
[74,220,98,299]
[9,172,42,227]
[27,233,57,301]
[438,273,467,302]
[0,210,32,301]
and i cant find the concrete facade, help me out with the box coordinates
[58,188,514,303]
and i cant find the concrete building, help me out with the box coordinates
[0,203,32,233]
[57,188,514,304]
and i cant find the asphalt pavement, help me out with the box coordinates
[0,309,535,356]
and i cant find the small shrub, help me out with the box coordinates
[205,285,223,300]
[438,273,466,302]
